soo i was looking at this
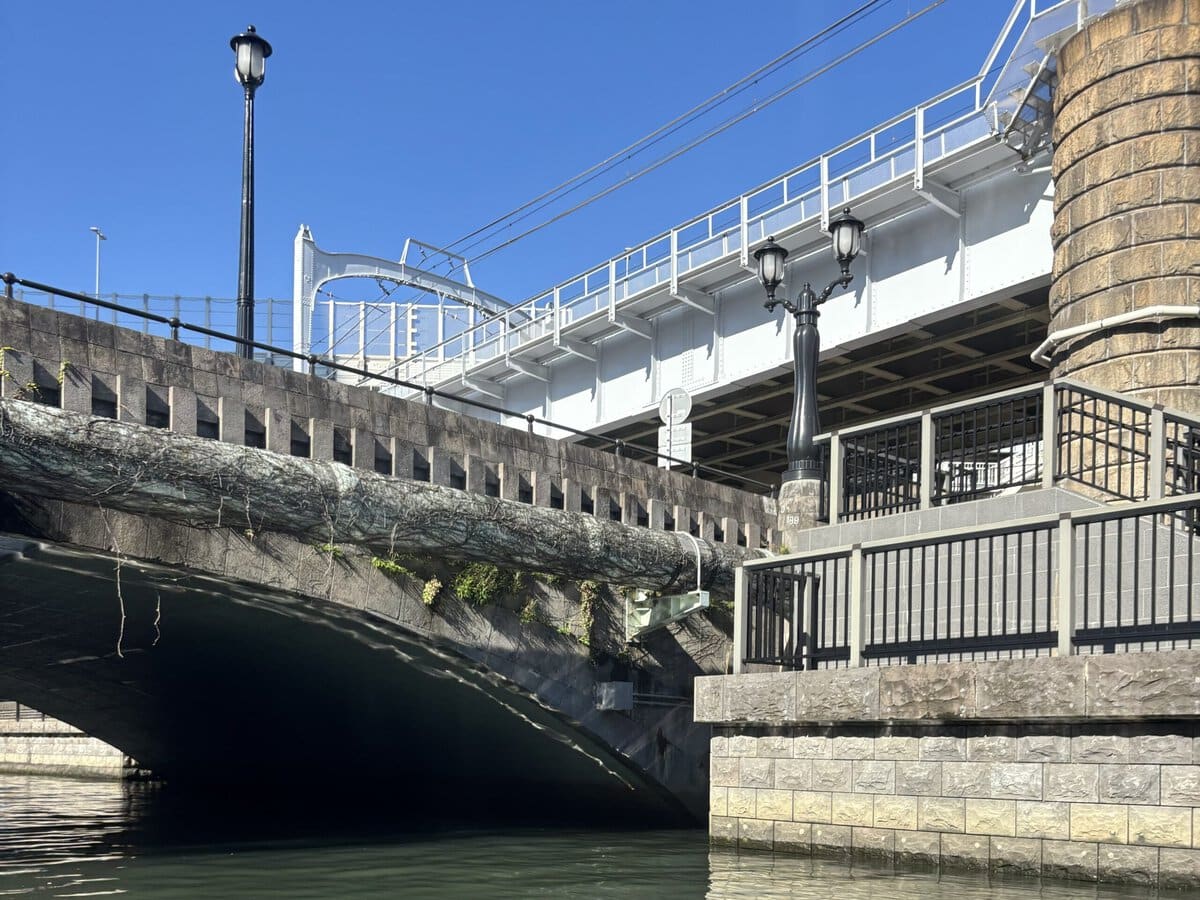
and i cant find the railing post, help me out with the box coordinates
[1042,381,1057,489]
[669,228,679,295]
[1056,513,1075,657]
[919,409,934,509]
[914,105,926,191]
[739,195,750,269]
[829,432,842,524]
[848,543,866,667]
[608,259,618,318]
[1150,405,1166,500]
[819,155,830,231]
[732,565,747,674]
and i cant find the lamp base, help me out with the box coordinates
[781,464,822,483]
[776,476,824,553]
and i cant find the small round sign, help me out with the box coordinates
[658,388,692,425]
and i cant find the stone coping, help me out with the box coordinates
[695,649,1200,725]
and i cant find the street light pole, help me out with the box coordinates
[89,226,106,298]
[755,208,864,538]
[230,25,272,360]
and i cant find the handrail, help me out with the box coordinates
[738,489,1200,670]
[0,274,774,494]
[400,68,996,375]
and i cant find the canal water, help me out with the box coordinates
[0,774,1184,898]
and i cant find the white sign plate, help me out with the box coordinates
[657,423,692,467]
[658,388,692,425]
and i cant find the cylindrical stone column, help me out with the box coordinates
[1051,0,1200,415]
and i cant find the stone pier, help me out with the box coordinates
[697,650,1200,887]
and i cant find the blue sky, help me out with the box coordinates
[1,0,1018,310]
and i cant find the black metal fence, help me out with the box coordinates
[839,419,922,521]
[742,554,851,669]
[742,493,1200,670]
[1056,382,1150,501]
[931,389,1042,504]
[863,523,1057,664]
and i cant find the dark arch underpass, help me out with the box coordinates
[0,537,692,828]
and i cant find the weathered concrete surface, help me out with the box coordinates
[697,650,1200,725]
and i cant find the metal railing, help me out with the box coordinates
[10,288,293,364]
[0,275,773,496]
[0,702,47,722]
[737,492,1200,671]
[816,380,1200,524]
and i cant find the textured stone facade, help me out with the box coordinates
[0,709,128,778]
[700,651,1200,886]
[0,295,774,545]
[1050,0,1200,414]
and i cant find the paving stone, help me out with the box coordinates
[739,758,773,789]
[1042,838,1098,881]
[1071,803,1128,844]
[919,797,965,833]
[773,821,813,854]
[830,735,874,760]
[1045,763,1099,802]
[942,762,991,798]
[1161,765,1200,806]
[919,735,966,761]
[1018,734,1071,763]
[895,762,942,796]
[1098,765,1159,804]
[989,836,1042,876]
[965,799,1015,836]
[874,736,919,760]
[852,826,895,858]
[852,760,895,794]
[1097,845,1158,885]
[774,758,812,791]
[738,817,775,850]
[940,833,989,870]
[757,735,793,759]
[1015,800,1070,840]
[756,788,793,821]
[812,759,852,793]
[874,795,918,831]
[1128,805,1191,848]
[831,792,873,827]
[967,735,1017,762]
[792,791,832,823]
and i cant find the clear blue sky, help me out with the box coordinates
[1,0,1017,308]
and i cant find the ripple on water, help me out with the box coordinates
[0,776,1188,898]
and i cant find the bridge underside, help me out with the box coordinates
[0,537,690,826]
[583,283,1049,486]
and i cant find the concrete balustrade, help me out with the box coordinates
[0,295,775,547]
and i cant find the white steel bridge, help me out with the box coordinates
[286,0,1119,486]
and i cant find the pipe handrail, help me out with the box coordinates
[0,274,773,494]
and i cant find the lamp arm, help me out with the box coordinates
[815,272,854,307]
[765,297,799,316]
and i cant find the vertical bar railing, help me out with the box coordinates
[1055,383,1152,500]
[839,419,922,521]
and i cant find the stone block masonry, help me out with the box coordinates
[0,295,774,547]
[0,706,129,779]
[1050,0,1200,415]
[699,649,1200,887]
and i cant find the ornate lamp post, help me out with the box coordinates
[230,25,272,359]
[755,207,864,520]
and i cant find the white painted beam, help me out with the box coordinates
[505,356,550,382]
[611,313,654,340]
[670,287,715,316]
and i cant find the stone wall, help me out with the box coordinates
[1050,0,1200,414]
[0,296,774,546]
[0,705,128,779]
[696,650,1200,887]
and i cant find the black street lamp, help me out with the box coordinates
[755,207,864,482]
[230,25,272,359]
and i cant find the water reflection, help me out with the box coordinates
[0,775,1187,898]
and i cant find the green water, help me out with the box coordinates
[0,775,1183,898]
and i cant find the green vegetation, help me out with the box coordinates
[519,599,539,625]
[453,562,523,607]
[371,555,414,579]
[421,577,443,607]
[315,542,343,558]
